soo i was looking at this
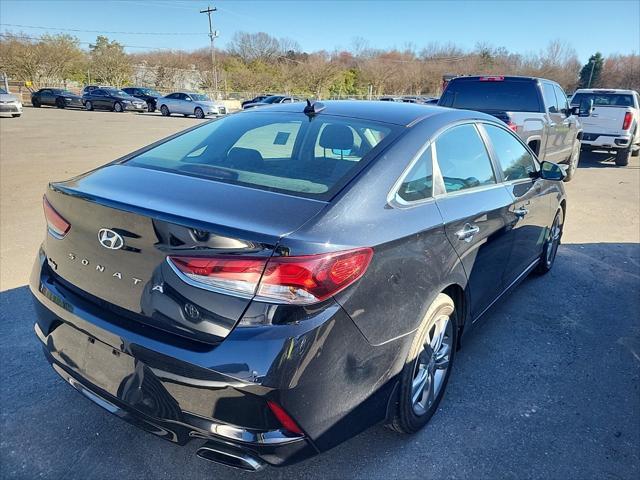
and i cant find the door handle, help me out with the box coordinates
[514,207,529,218]
[455,224,480,242]
[590,113,599,117]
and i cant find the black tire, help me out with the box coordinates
[85,101,93,111]
[160,105,170,116]
[615,148,630,166]
[388,293,457,434]
[563,141,580,182]
[147,102,155,113]
[11,114,21,118]
[113,102,124,113]
[194,107,205,119]
[535,208,564,275]
[32,99,41,108]
[55,98,65,109]
[632,147,640,157]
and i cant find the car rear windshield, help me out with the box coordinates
[439,79,542,112]
[126,111,400,200]
[571,93,634,107]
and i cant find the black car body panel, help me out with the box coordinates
[32,88,83,108]
[122,87,161,110]
[82,88,147,112]
[30,101,565,467]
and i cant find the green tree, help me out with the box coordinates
[579,52,604,88]
[89,35,132,86]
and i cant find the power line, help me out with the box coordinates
[0,23,205,36]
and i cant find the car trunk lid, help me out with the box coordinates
[43,164,326,343]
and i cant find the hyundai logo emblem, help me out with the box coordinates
[98,228,125,250]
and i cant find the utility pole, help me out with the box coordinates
[200,5,219,94]
[587,58,596,88]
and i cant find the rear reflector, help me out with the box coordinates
[168,247,373,305]
[43,196,70,238]
[266,400,304,436]
[479,76,504,81]
[622,112,632,130]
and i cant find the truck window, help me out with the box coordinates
[439,79,542,112]
[542,83,559,113]
[570,93,635,107]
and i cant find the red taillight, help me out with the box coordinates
[168,247,373,305]
[43,196,70,238]
[507,121,518,132]
[168,256,267,296]
[267,400,304,436]
[622,112,632,130]
[479,76,504,81]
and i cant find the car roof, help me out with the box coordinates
[449,75,556,84]
[573,88,637,94]
[241,100,498,127]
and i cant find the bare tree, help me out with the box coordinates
[89,36,132,86]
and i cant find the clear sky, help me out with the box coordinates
[1,0,638,62]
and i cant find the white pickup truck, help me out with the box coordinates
[570,89,640,166]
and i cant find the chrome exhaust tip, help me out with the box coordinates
[196,443,266,472]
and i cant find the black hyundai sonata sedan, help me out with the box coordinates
[30,101,566,470]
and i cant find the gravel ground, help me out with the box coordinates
[1,107,639,479]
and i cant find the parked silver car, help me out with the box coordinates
[0,88,23,117]
[157,92,226,119]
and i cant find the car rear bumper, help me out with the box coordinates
[580,133,632,149]
[29,249,405,466]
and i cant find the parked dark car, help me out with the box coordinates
[31,101,566,471]
[241,94,271,109]
[438,75,583,181]
[31,88,83,109]
[122,87,162,112]
[82,87,147,112]
[242,95,301,109]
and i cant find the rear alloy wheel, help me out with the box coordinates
[194,107,205,119]
[563,141,580,182]
[85,101,93,111]
[615,147,630,166]
[160,105,170,116]
[113,102,124,113]
[535,208,564,274]
[389,293,456,433]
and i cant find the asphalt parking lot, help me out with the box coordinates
[1,107,639,479]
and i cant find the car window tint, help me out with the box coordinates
[542,83,558,113]
[439,79,542,112]
[483,124,537,181]
[127,112,399,199]
[435,124,496,193]
[397,145,433,202]
[570,93,635,107]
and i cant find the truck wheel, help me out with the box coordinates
[563,142,580,182]
[615,148,630,166]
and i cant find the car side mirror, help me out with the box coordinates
[539,161,565,181]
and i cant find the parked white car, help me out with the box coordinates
[157,92,226,119]
[0,88,22,117]
[571,88,640,166]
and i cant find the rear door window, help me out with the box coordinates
[434,124,496,193]
[554,86,569,113]
[439,79,542,112]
